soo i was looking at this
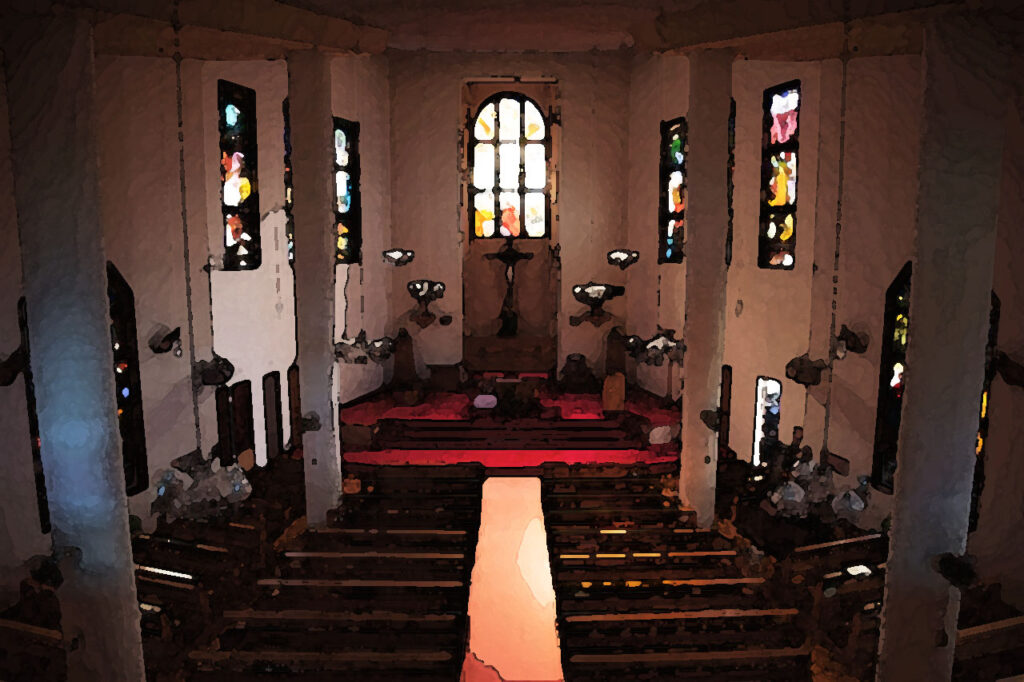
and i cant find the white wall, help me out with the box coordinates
[192,60,295,467]
[388,51,632,374]
[94,55,200,521]
[0,62,51,590]
[331,54,392,405]
[626,53,689,398]
[825,56,922,490]
[723,60,822,462]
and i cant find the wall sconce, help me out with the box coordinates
[570,282,625,327]
[148,325,182,357]
[835,324,869,359]
[383,249,415,266]
[335,331,396,364]
[407,280,446,328]
[192,354,235,388]
[625,328,686,365]
[785,353,829,386]
[607,249,640,270]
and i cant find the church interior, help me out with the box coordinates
[1,1,1023,680]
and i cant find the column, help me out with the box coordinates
[3,14,145,681]
[876,15,1007,681]
[287,50,343,525]
[679,49,734,527]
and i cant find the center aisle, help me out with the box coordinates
[463,477,564,682]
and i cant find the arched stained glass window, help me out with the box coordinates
[872,261,912,492]
[659,117,687,263]
[469,93,550,239]
[758,80,800,270]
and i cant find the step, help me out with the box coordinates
[297,527,473,552]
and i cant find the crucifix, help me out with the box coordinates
[485,237,534,337]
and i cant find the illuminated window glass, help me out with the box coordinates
[283,98,294,266]
[970,292,1000,531]
[758,81,800,270]
[659,117,687,264]
[872,262,912,492]
[107,263,148,496]
[469,93,549,239]
[753,376,782,466]
[334,117,362,264]
[219,80,260,270]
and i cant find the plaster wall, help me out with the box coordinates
[969,102,1024,610]
[94,56,199,522]
[194,60,295,467]
[388,51,631,374]
[825,56,921,494]
[626,53,689,398]
[331,54,392,404]
[0,63,51,588]
[723,60,821,462]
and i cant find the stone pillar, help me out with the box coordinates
[287,50,343,525]
[679,49,733,528]
[3,13,145,682]
[876,16,1007,682]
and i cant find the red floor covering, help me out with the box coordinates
[343,448,676,467]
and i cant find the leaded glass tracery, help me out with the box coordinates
[469,93,549,239]
[334,117,362,264]
[758,81,800,270]
[219,80,260,270]
[659,117,687,263]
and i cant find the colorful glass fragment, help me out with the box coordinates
[499,192,521,237]
[768,151,797,206]
[225,104,240,128]
[335,128,349,166]
[770,89,800,144]
[336,170,351,213]
[668,171,685,213]
[524,192,545,237]
[475,102,496,140]
[474,191,495,237]
[524,101,545,140]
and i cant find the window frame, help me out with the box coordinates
[466,90,553,241]
[658,117,688,264]
[218,79,261,271]
[333,116,363,265]
[758,79,801,270]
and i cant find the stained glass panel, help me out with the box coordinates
[668,171,685,213]
[499,192,521,237]
[499,143,520,189]
[524,101,545,140]
[219,80,259,270]
[658,117,686,264]
[475,102,496,140]
[524,144,545,189]
[767,151,797,206]
[770,88,800,144]
[759,81,800,270]
[474,191,495,237]
[468,92,549,239]
[499,98,520,141]
[333,117,361,264]
[524,192,545,237]
[473,143,494,190]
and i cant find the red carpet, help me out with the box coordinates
[343,449,676,467]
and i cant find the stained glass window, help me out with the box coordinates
[469,93,549,239]
[334,117,362,264]
[758,81,800,270]
[659,117,687,263]
[219,80,260,270]
[283,98,295,266]
[17,298,49,533]
[872,262,912,492]
[970,293,1000,531]
[753,376,782,466]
